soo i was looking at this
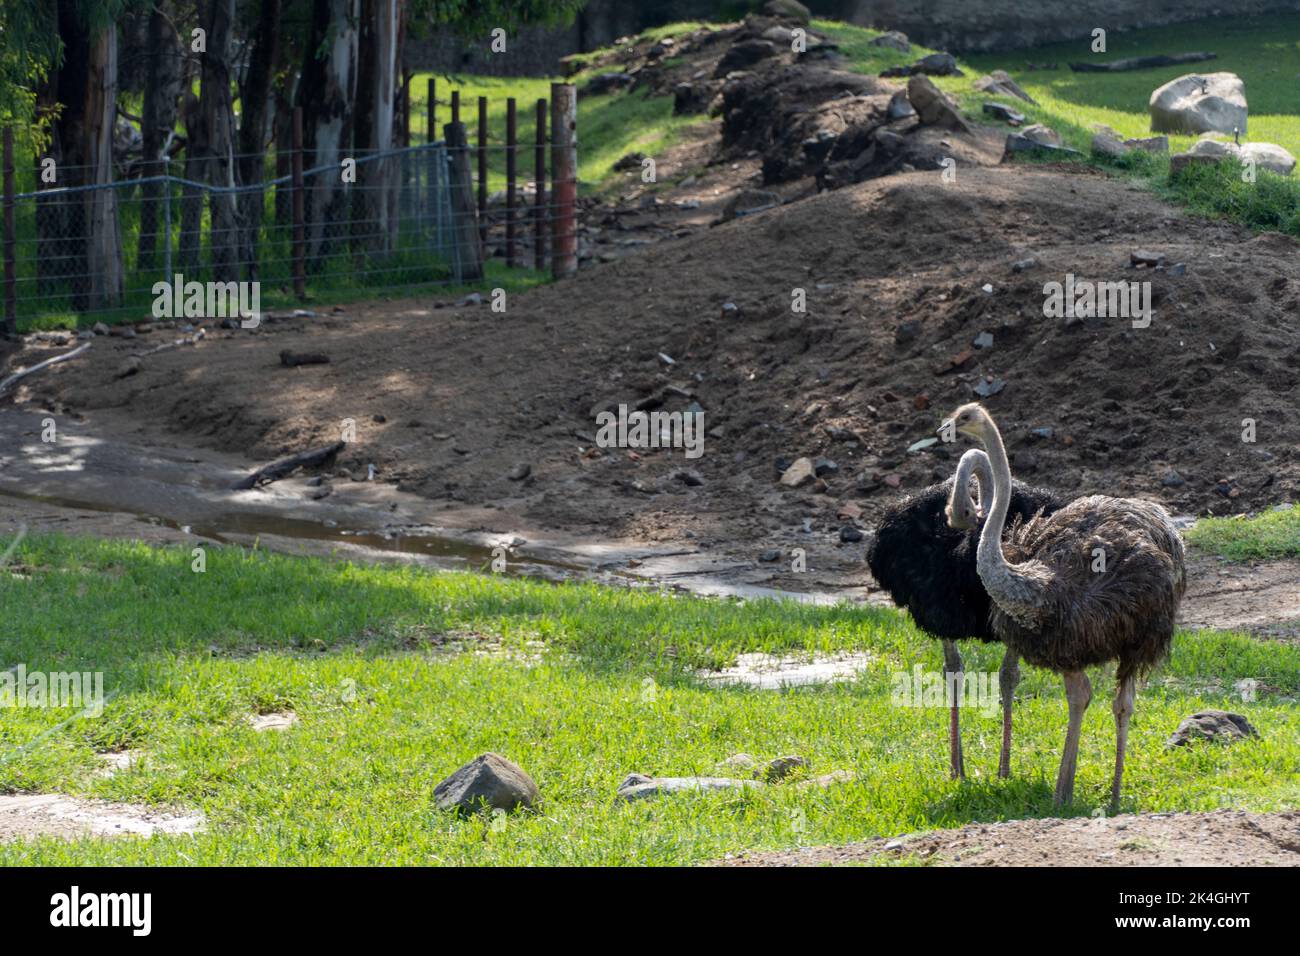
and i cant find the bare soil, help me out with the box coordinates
[720,808,1300,866]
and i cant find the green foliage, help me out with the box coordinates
[0,533,1295,864]
[408,0,586,39]
[1187,506,1300,561]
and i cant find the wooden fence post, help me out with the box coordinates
[4,128,16,336]
[292,107,305,299]
[444,121,483,282]
[534,99,546,272]
[477,96,488,244]
[434,77,444,143]
[550,83,577,279]
[506,98,516,267]
[451,89,460,126]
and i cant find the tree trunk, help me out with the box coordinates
[84,25,124,310]
[138,1,183,273]
[179,90,204,273]
[352,0,398,256]
[299,0,358,269]
[237,0,281,282]
[200,0,240,283]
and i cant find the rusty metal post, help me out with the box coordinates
[477,96,488,244]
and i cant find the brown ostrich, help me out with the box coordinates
[942,403,1186,810]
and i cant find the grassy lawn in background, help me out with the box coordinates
[0,533,1296,865]
[1187,505,1300,560]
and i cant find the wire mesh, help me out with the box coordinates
[2,140,569,329]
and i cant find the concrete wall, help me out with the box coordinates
[821,0,1300,52]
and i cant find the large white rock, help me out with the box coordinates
[1240,142,1296,175]
[1149,72,1247,135]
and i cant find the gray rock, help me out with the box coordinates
[1167,710,1258,748]
[1149,72,1247,135]
[758,549,782,562]
[762,0,811,24]
[1240,141,1296,175]
[973,70,1035,104]
[616,774,764,801]
[92,322,110,336]
[1161,470,1186,488]
[779,456,816,488]
[764,755,810,782]
[813,457,838,476]
[1021,123,1061,147]
[721,188,781,221]
[886,89,915,121]
[506,463,531,481]
[715,39,778,77]
[870,30,910,53]
[585,72,635,95]
[839,525,863,543]
[983,102,1025,125]
[434,752,539,815]
[913,52,961,77]
[907,75,970,132]
[718,753,757,772]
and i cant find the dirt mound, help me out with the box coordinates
[720,809,1300,866]
[13,164,1300,601]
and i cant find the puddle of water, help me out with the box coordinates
[248,712,298,732]
[0,794,204,841]
[700,652,874,690]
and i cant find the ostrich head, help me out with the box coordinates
[940,402,995,443]
[944,448,988,530]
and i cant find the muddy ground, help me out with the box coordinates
[720,808,1300,866]
[3,162,1298,629]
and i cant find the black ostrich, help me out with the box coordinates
[867,449,1061,779]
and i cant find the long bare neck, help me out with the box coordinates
[949,449,993,521]
[976,418,1047,610]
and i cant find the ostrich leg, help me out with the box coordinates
[1110,673,1137,813]
[1054,670,1092,806]
[941,639,965,780]
[997,650,1020,779]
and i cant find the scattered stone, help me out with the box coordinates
[585,72,635,95]
[457,292,482,307]
[108,324,136,339]
[886,89,916,121]
[1169,150,1224,175]
[434,753,540,815]
[1011,256,1039,273]
[613,151,646,171]
[1240,141,1296,175]
[721,188,781,221]
[718,753,757,772]
[870,30,910,53]
[1021,123,1062,147]
[675,469,705,487]
[1168,262,1187,277]
[813,457,838,477]
[982,102,1025,125]
[1029,426,1055,440]
[616,774,764,801]
[913,52,961,77]
[973,330,994,349]
[1149,72,1247,135]
[798,770,856,790]
[715,39,779,78]
[1161,470,1186,488]
[280,350,330,367]
[762,0,811,24]
[973,70,1036,104]
[1126,135,1169,154]
[907,75,971,132]
[92,322,110,336]
[780,457,816,488]
[974,378,1006,397]
[308,483,333,500]
[1167,710,1259,748]
[839,525,863,543]
[882,473,902,489]
[1004,133,1082,158]
[764,755,810,782]
[894,318,922,344]
[758,549,782,563]
[1131,249,1165,268]
[1091,130,1129,159]
[720,301,740,318]
[837,501,862,520]
[506,463,532,481]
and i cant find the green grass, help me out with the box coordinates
[1187,505,1300,560]
[0,533,1296,865]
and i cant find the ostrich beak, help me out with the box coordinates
[937,419,954,438]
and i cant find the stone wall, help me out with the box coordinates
[820,0,1300,52]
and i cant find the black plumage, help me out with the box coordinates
[867,476,1061,641]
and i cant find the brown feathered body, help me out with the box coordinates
[990,495,1186,682]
